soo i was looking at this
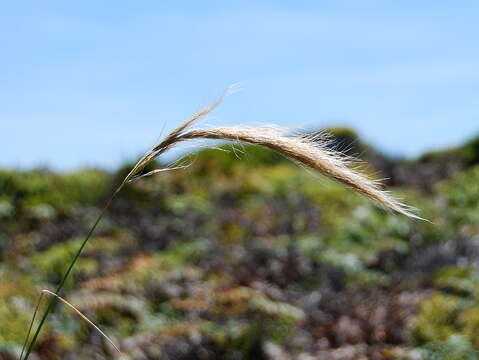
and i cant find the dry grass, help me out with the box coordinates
[127,91,421,219]
[22,89,422,360]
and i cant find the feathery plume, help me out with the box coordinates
[127,96,421,219]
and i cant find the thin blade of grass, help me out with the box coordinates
[21,187,123,360]
[21,90,229,360]
[127,164,190,183]
[19,292,44,360]
[41,290,121,354]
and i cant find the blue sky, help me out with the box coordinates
[2,1,478,170]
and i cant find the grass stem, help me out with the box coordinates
[21,186,124,360]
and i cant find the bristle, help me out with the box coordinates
[124,96,422,220]
[182,126,422,219]
[41,290,121,354]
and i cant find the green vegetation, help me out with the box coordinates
[1,135,479,359]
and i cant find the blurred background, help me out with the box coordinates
[1,1,479,359]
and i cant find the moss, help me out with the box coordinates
[31,239,100,285]
[0,168,109,231]
[0,266,46,345]
[458,307,479,347]
[419,134,479,166]
[410,293,462,345]
[437,165,479,236]
[434,266,479,297]
[412,267,479,351]
[419,335,478,360]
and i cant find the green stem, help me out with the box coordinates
[22,185,124,360]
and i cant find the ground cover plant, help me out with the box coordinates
[1,96,479,359]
